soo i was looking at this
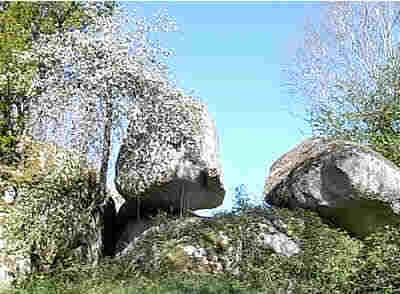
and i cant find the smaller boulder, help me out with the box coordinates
[257,231,300,257]
[115,212,301,276]
[265,137,400,238]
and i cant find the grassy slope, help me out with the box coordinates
[1,205,399,294]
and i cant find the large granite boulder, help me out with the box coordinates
[0,136,114,283]
[115,93,225,215]
[264,137,400,238]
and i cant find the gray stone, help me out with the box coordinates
[113,179,224,255]
[116,180,223,225]
[0,137,116,282]
[115,215,301,275]
[0,212,31,285]
[2,187,16,204]
[257,231,300,257]
[265,137,400,238]
[50,197,115,267]
[265,136,332,197]
[115,97,225,212]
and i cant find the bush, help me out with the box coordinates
[1,137,102,280]
[228,207,363,293]
[5,197,400,294]
[0,133,19,165]
[350,224,400,292]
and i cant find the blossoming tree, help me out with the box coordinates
[3,4,205,270]
[26,5,179,199]
[0,2,116,163]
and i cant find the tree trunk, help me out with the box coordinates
[136,196,141,221]
[98,91,113,200]
[79,101,92,207]
[95,85,114,259]
[180,183,185,218]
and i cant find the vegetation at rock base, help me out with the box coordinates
[0,137,102,274]
[1,203,399,294]
[232,184,251,215]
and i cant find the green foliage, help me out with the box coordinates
[351,224,400,292]
[364,102,400,167]
[341,54,400,167]
[307,53,400,168]
[1,138,102,277]
[0,132,18,165]
[2,201,400,294]
[6,270,260,294]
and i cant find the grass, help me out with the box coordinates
[3,274,263,294]
[2,205,400,294]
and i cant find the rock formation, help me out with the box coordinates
[114,183,219,254]
[115,94,224,202]
[114,209,301,276]
[265,137,400,238]
[114,93,225,252]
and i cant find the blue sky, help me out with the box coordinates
[110,2,327,214]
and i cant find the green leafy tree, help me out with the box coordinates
[341,55,400,166]
[283,2,400,167]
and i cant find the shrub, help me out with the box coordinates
[349,224,400,292]
[5,196,400,294]
[1,137,102,280]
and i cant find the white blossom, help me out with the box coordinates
[21,4,209,198]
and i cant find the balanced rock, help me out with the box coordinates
[116,180,223,228]
[264,137,400,238]
[115,94,225,214]
[115,199,219,255]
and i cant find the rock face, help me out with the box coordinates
[115,97,224,203]
[114,95,225,246]
[113,179,225,254]
[0,212,30,283]
[115,208,216,255]
[264,137,330,197]
[116,179,223,226]
[265,137,400,238]
[115,212,301,276]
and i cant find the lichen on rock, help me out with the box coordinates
[115,90,224,206]
[115,209,301,277]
